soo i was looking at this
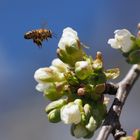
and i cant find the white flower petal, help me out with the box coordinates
[61,103,81,124]
[62,27,78,39]
[108,29,133,53]
[58,27,79,50]
[34,68,49,83]
[51,58,68,72]
[114,29,131,36]
[36,83,51,92]
[58,36,77,49]
[49,66,58,72]
[108,39,120,49]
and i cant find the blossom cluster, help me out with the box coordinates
[34,27,120,138]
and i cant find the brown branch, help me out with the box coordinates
[112,127,126,140]
[96,64,140,140]
[103,83,118,95]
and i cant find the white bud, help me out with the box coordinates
[34,67,65,83]
[34,68,49,83]
[35,83,52,92]
[57,27,84,66]
[51,58,68,72]
[75,61,93,80]
[58,27,79,50]
[62,27,78,39]
[61,103,81,124]
[76,61,88,68]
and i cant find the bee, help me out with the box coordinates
[24,28,53,47]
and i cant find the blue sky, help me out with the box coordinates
[0,0,140,140]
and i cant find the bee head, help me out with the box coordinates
[48,30,52,38]
[24,31,33,39]
[24,34,28,39]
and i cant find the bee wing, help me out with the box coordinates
[52,31,57,38]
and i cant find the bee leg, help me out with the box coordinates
[33,39,42,47]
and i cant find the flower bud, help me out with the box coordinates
[77,87,86,96]
[45,99,67,114]
[108,29,134,53]
[74,99,83,106]
[133,129,140,140]
[62,27,78,38]
[84,104,92,119]
[78,104,93,125]
[57,27,84,66]
[137,31,140,38]
[85,116,97,132]
[61,102,81,124]
[71,124,89,138]
[92,52,103,71]
[44,82,66,101]
[81,114,87,125]
[138,23,140,30]
[92,59,103,71]
[35,83,52,92]
[34,67,65,83]
[48,109,61,123]
[75,61,93,80]
[58,27,79,50]
[51,58,68,73]
[95,83,105,94]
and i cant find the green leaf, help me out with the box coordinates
[83,131,94,139]
[104,68,120,80]
[88,72,106,85]
[129,49,140,64]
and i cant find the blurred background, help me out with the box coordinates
[0,0,140,140]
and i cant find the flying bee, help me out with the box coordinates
[24,28,53,47]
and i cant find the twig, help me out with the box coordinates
[103,83,118,95]
[96,64,140,140]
